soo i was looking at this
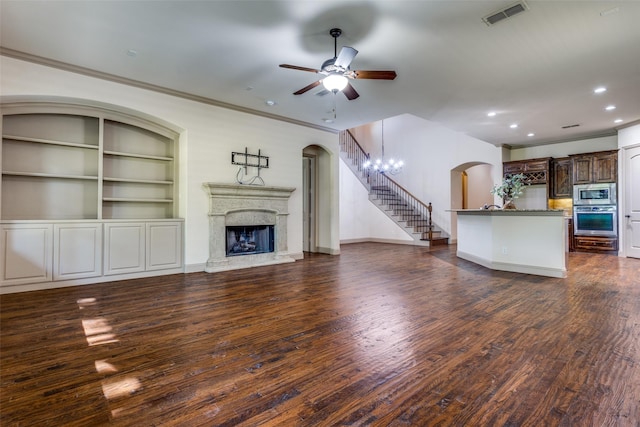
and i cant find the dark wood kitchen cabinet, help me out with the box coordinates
[551,157,572,198]
[567,218,575,252]
[574,236,618,252]
[571,150,618,184]
[502,157,551,184]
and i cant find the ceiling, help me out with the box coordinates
[1,1,639,148]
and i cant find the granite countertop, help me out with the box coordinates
[451,209,565,216]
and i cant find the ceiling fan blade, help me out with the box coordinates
[279,64,320,73]
[293,80,322,95]
[353,70,397,80]
[334,46,358,69]
[342,82,360,100]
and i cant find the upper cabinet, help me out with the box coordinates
[570,150,618,184]
[551,157,572,199]
[1,108,179,221]
[503,151,618,200]
[503,157,551,185]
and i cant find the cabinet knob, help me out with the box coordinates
[625,215,631,218]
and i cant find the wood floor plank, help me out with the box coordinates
[1,243,639,426]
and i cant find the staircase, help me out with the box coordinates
[339,130,449,246]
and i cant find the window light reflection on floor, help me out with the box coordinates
[81,318,119,346]
[101,377,142,400]
[95,359,119,374]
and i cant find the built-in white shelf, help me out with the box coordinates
[103,177,173,185]
[1,103,183,292]
[103,198,173,203]
[103,150,173,161]
[2,171,99,180]
[2,109,178,221]
[2,135,99,150]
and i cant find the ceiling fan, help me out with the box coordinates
[279,28,397,100]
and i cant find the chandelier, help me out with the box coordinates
[362,120,404,175]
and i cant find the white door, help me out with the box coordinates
[624,145,640,258]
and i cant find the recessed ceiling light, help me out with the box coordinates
[126,49,138,57]
[487,111,497,117]
[614,119,623,123]
[323,119,334,124]
[265,100,276,106]
[510,124,518,129]
[527,133,535,137]
[605,105,616,111]
[594,87,607,94]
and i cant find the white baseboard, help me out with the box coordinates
[0,267,185,295]
[340,238,420,246]
[457,250,567,279]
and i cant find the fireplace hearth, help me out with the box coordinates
[203,183,296,272]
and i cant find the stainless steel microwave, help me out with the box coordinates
[573,183,616,205]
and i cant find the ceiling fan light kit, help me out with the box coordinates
[323,73,348,92]
[279,28,397,101]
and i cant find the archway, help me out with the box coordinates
[450,162,495,240]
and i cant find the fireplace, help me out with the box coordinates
[226,225,274,256]
[203,183,295,272]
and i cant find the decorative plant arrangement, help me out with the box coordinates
[491,173,528,209]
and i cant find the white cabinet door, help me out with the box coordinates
[53,223,102,280]
[146,222,182,270]
[104,223,145,275]
[0,223,53,286]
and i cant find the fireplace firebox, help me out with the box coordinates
[226,225,274,256]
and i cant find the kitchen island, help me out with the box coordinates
[453,209,567,278]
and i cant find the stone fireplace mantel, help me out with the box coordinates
[203,183,296,273]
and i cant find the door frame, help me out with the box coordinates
[620,143,640,258]
[302,154,317,253]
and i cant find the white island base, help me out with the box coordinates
[454,210,567,278]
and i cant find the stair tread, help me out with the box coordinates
[420,236,449,244]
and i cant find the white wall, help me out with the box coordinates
[508,134,618,160]
[339,159,412,243]
[618,123,640,148]
[369,114,503,237]
[465,164,494,209]
[1,56,340,270]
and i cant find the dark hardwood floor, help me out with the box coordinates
[1,243,639,426]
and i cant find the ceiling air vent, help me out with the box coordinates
[483,1,529,26]
[561,124,581,129]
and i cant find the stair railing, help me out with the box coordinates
[339,130,370,177]
[340,130,434,241]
